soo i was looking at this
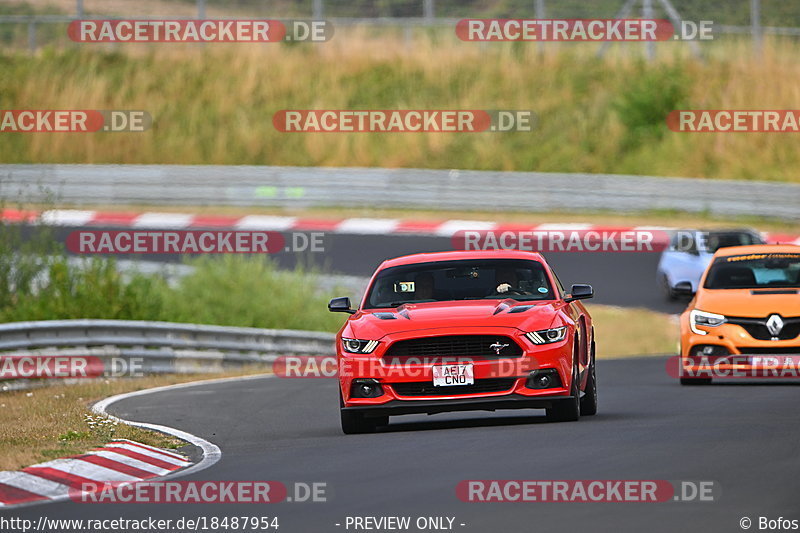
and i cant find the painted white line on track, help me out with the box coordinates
[39,210,97,226]
[0,472,72,498]
[234,215,297,230]
[27,459,141,482]
[83,451,173,476]
[132,213,194,229]
[103,443,189,465]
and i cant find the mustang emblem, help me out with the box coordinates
[766,314,784,337]
[489,342,510,355]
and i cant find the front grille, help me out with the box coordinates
[391,378,518,397]
[384,335,523,362]
[727,316,800,341]
[737,347,800,355]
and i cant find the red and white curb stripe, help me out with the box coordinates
[0,439,190,507]
[2,208,799,244]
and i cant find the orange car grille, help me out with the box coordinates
[727,316,800,341]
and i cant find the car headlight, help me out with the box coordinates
[341,338,379,354]
[689,309,726,335]
[526,326,567,345]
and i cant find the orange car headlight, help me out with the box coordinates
[689,309,727,335]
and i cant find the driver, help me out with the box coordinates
[494,266,519,294]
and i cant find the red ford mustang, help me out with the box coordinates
[328,250,597,433]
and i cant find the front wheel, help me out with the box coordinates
[340,409,384,434]
[339,391,387,434]
[659,273,677,301]
[547,358,580,422]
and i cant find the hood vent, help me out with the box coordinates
[750,289,798,295]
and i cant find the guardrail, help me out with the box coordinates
[0,319,335,390]
[2,164,799,219]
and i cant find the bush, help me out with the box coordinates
[0,221,344,332]
[612,64,689,150]
[158,256,346,331]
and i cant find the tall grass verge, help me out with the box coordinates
[1,34,800,180]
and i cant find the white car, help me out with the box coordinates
[656,229,765,300]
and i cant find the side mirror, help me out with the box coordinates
[673,281,695,297]
[565,284,593,302]
[328,297,356,314]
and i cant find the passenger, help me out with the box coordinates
[415,272,436,300]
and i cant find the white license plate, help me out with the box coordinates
[750,355,800,367]
[432,363,474,387]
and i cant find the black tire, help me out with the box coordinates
[546,345,581,422]
[680,377,712,386]
[340,409,377,434]
[580,341,598,416]
[659,273,677,301]
[339,391,386,434]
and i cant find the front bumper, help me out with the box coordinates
[680,323,800,377]
[338,327,574,406]
[342,393,576,417]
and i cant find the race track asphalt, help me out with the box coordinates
[7,357,800,533]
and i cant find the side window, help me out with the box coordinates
[683,233,698,254]
[671,231,698,253]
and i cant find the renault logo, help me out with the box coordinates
[490,342,509,355]
[766,314,784,337]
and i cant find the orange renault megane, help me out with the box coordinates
[678,245,800,385]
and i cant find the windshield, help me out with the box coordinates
[364,259,555,309]
[704,252,800,289]
[704,232,763,253]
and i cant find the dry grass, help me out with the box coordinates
[589,304,678,359]
[1,33,800,180]
[0,367,269,471]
